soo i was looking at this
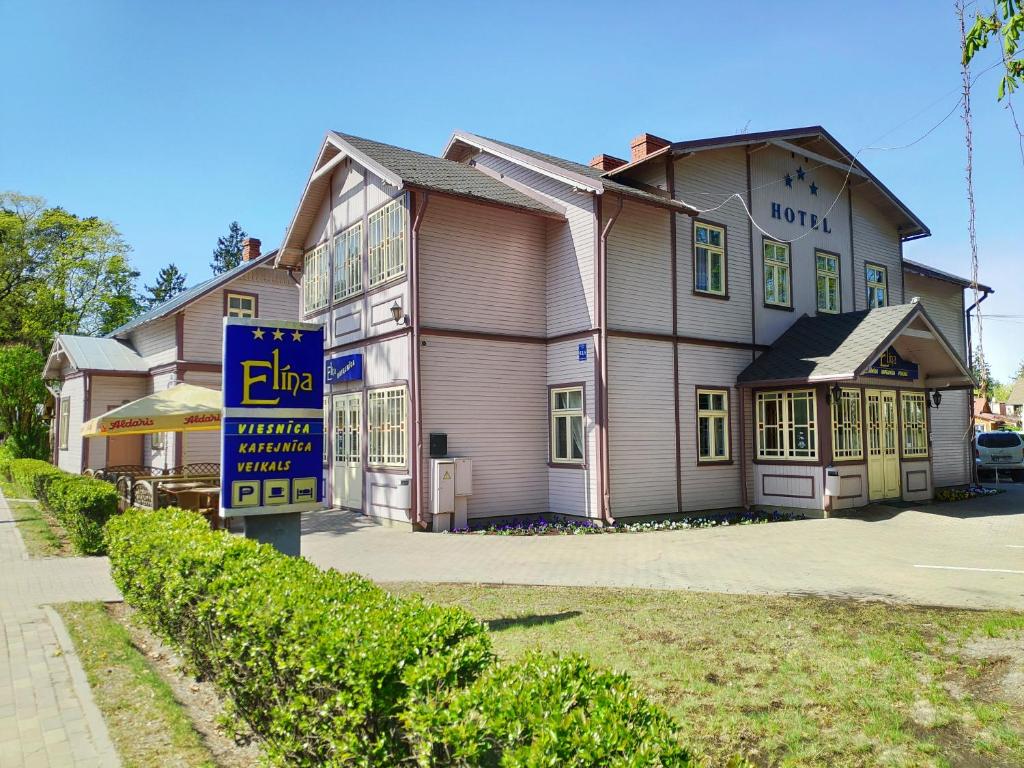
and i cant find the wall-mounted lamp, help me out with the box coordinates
[930,390,942,408]
[826,382,843,406]
[390,300,409,326]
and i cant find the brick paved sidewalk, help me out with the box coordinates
[0,490,121,767]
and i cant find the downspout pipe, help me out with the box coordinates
[965,287,991,486]
[410,192,429,529]
[597,193,623,525]
[965,288,991,373]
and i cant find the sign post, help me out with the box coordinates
[220,318,325,555]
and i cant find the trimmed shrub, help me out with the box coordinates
[10,458,63,502]
[45,475,118,555]
[106,509,494,766]
[0,441,15,480]
[106,509,693,767]
[404,651,692,767]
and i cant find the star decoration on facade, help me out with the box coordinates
[272,328,285,341]
[784,173,793,188]
[809,181,818,196]
[291,329,303,342]
[251,327,265,340]
[796,166,805,181]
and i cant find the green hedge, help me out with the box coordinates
[106,509,693,767]
[6,458,117,555]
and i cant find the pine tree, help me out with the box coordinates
[144,263,188,308]
[211,221,247,275]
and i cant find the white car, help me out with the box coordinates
[975,431,1024,480]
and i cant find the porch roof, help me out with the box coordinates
[737,302,973,388]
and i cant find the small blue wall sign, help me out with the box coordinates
[578,343,588,362]
[325,353,363,384]
[865,346,919,380]
[221,318,325,518]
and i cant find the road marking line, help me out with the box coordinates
[1007,545,1024,549]
[914,564,1024,575]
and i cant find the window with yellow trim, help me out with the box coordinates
[816,252,840,314]
[333,222,363,301]
[368,196,407,286]
[763,241,791,307]
[831,388,862,460]
[59,398,70,450]
[901,392,928,457]
[551,386,584,464]
[697,389,730,461]
[302,243,329,314]
[756,390,817,460]
[226,292,256,318]
[694,222,726,296]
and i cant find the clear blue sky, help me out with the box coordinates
[2,1,1021,381]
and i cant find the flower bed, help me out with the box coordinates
[448,509,805,536]
[934,485,1006,503]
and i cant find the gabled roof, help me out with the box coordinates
[276,132,566,267]
[442,131,700,215]
[605,125,930,240]
[903,258,993,293]
[43,334,148,379]
[737,302,972,386]
[106,249,277,338]
[1008,379,1024,406]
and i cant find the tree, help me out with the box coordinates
[0,192,142,349]
[971,350,1000,400]
[143,263,188,308]
[210,221,246,275]
[0,345,50,458]
[963,1,1024,100]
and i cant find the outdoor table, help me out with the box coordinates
[162,484,221,530]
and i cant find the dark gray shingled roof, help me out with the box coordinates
[332,132,562,218]
[903,258,993,292]
[738,304,921,385]
[477,135,693,211]
[106,249,277,338]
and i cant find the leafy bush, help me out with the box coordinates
[0,441,15,481]
[8,458,117,554]
[45,474,118,554]
[106,509,693,766]
[404,651,693,767]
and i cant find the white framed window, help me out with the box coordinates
[59,397,70,450]
[333,222,363,301]
[302,242,329,315]
[550,386,585,464]
[866,264,888,308]
[831,388,863,460]
[225,292,256,318]
[763,240,791,308]
[367,386,406,466]
[368,196,407,286]
[901,391,928,457]
[693,222,726,296]
[697,388,730,462]
[756,390,817,460]
[816,251,840,314]
[150,432,165,451]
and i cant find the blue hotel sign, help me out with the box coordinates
[865,346,919,381]
[325,352,363,384]
[220,318,325,518]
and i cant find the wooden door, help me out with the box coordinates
[331,393,363,509]
[105,404,143,467]
[866,390,901,501]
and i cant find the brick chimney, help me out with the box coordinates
[241,237,261,262]
[630,132,670,163]
[589,153,628,172]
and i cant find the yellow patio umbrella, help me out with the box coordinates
[81,383,222,437]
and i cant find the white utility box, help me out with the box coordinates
[430,457,473,531]
[824,466,841,497]
[393,476,412,510]
[431,459,456,515]
[454,457,473,496]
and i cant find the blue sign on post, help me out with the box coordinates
[220,318,325,518]
[325,352,363,384]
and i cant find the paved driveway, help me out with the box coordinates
[302,483,1024,611]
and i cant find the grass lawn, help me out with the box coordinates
[389,584,1024,768]
[56,602,218,768]
[0,479,70,557]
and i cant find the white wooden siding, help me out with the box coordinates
[673,148,753,344]
[419,195,547,335]
[754,464,822,510]
[129,315,176,367]
[606,200,672,334]
[144,371,178,470]
[607,338,676,517]
[419,336,547,521]
[749,145,853,345]
[677,343,752,511]
[181,370,222,464]
[830,464,868,510]
[472,152,596,335]
[901,459,932,502]
[56,376,85,474]
[547,335,598,518]
[851,193,903,309]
